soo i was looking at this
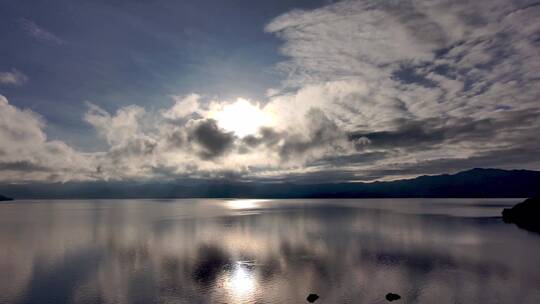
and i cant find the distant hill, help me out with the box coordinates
[0,168,539,199]
[0,194,13,201]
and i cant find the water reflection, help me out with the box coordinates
[0,199,539,303]
[225,263,257,300]
[225,199,268,210]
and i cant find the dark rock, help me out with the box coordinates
[386,293,401,301]
[0,194,13,201]
[306,293,319,303]
[502,197,540,233]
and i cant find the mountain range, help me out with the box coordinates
[1,168,539,199]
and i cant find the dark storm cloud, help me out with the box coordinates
[264,143,540,183]
[307,140,540,183]
[266,0,540,181]
[348,109,540,150]
[188,119,235,159]
[239,108,352,162]
[349,119,446,149]
[240,109,347,159]
[261,169,362,183]
[355,145,540,181]
[242,127,282,148]
[278,109,347,160]
[310,151,390,167]
[0,161,50,172]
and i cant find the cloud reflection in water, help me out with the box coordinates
[0,198,539,304]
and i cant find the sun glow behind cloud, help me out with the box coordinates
[2,0,540,184]
[209,98,273,137]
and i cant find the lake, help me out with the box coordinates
[1,198,539,303]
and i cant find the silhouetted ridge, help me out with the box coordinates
[0,194,13,201]
[1,168,539,199]
[502,197,540,233]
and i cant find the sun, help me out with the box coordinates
[210,98,272,137]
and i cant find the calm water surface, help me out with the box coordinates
[1,198,539,303]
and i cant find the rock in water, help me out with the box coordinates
[306,293,319,303]
[502,197,540,233]
[386,293,401,301]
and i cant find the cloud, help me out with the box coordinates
[0,69,28,86]
[187,119,235,160]
[0,160,50,172]
[1,0,540,183]
[277,108,352,161]
[242,127,282,148]
[0,95,92,182]
[84,103,145,146]
[19,18,65,45]
[162,94,202,120]
[260,0,540,179]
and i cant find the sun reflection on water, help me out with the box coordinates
[223,262,258,301]
[3,199,539,303]
[225,199,268,210]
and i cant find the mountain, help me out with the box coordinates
[0,168,539,199]
[0,194,13,201]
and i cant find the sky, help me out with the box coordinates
[1,0,540,184]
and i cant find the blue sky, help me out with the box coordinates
[0,0,325,149]
[1,0,540,183]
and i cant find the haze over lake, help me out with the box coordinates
[1,198,539,304]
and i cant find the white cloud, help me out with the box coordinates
[1,0,539,183]
[259,0,540,178]
[162,94,202,120]
[0,95,93,182]
[84,103,145,146]
[0,69,28,86]
[19,18,65,45]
